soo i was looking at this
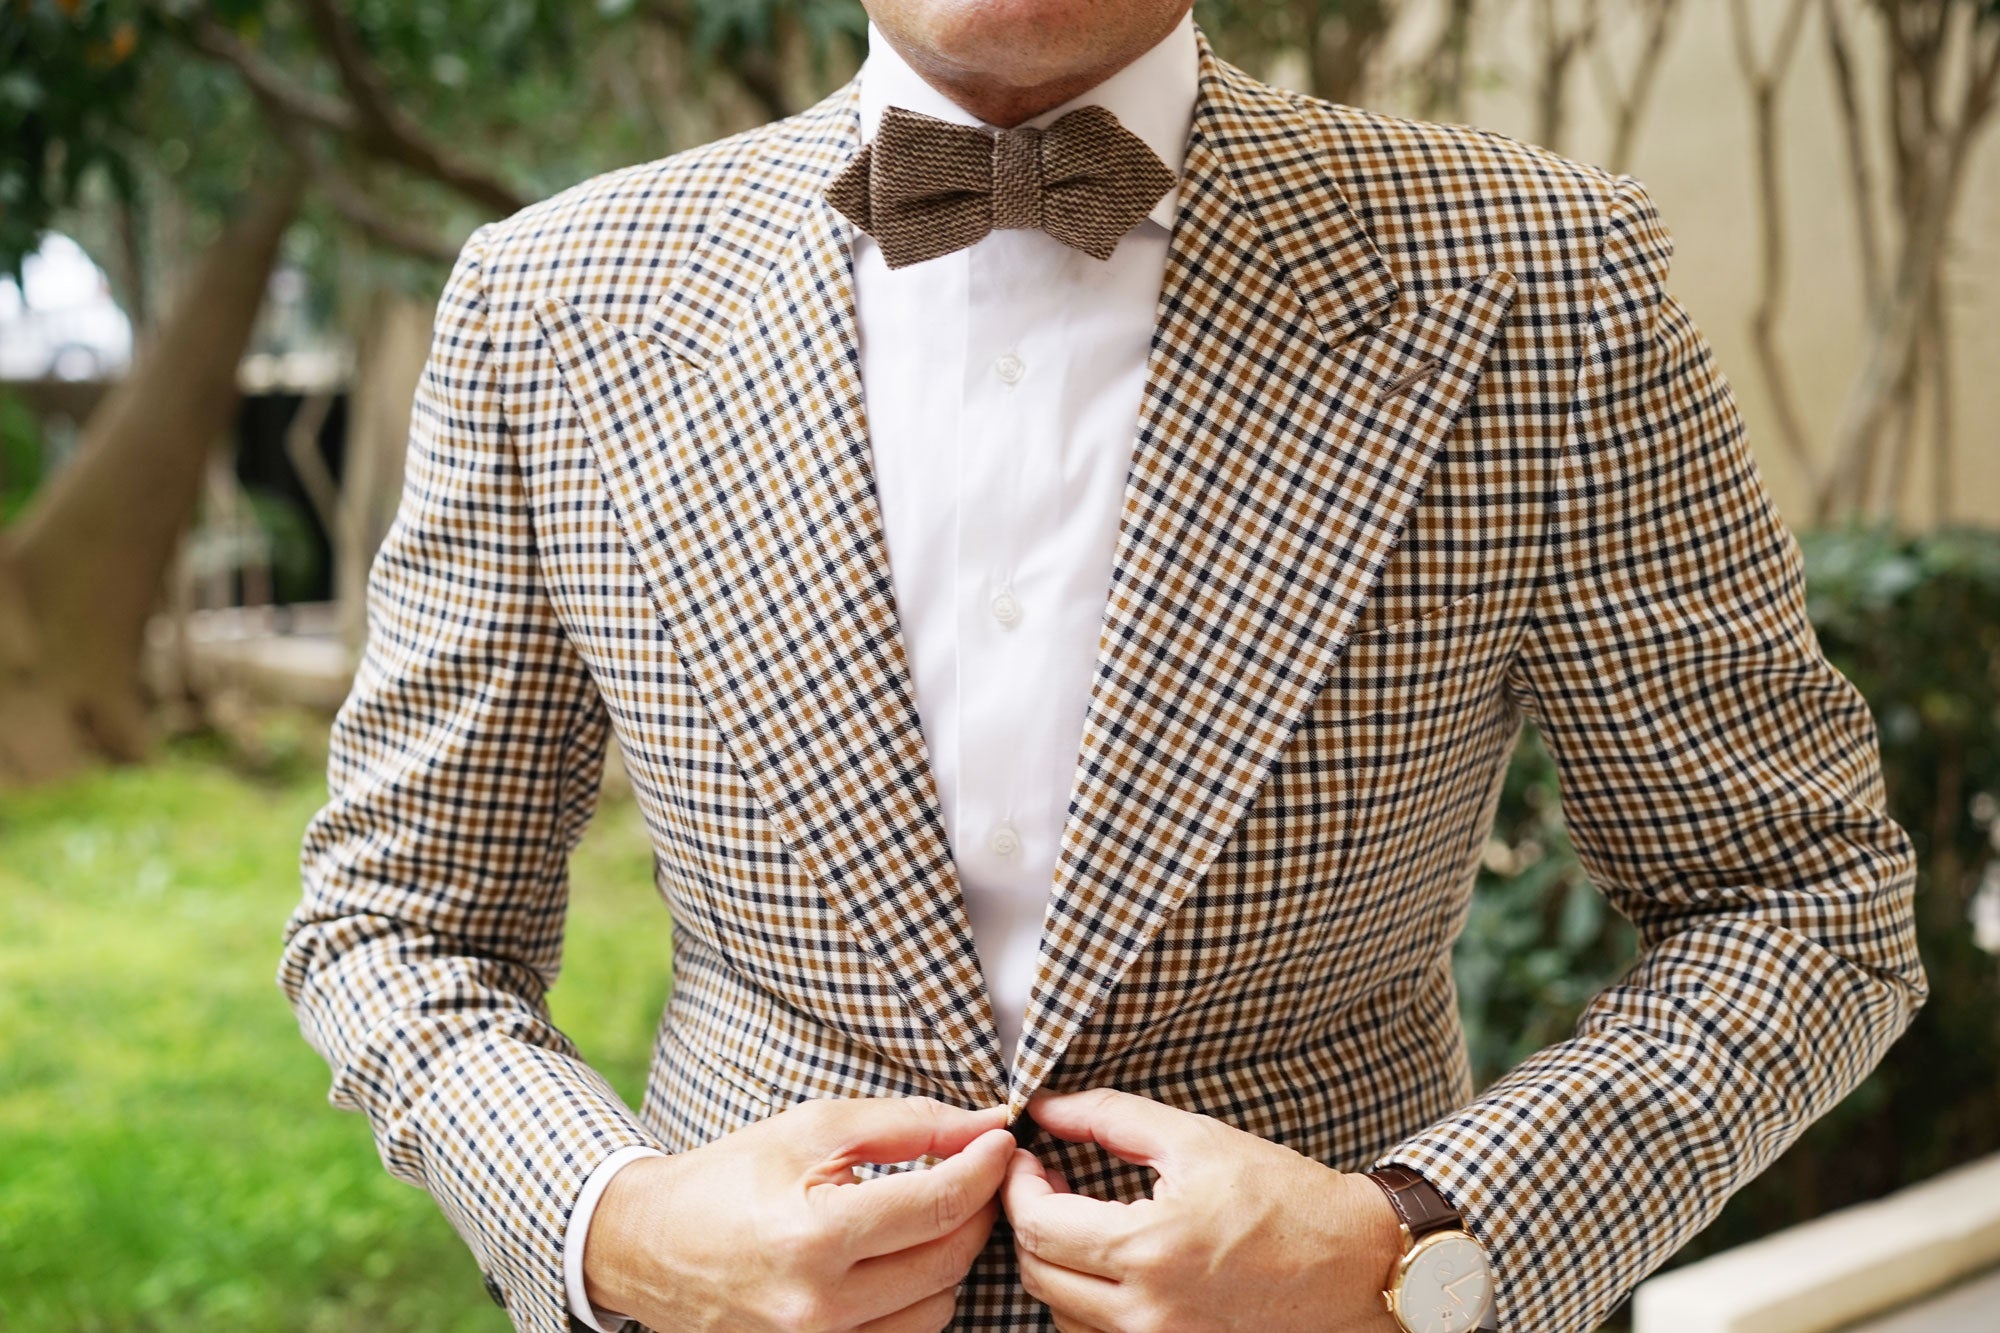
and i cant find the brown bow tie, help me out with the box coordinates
[825,103,1176,269]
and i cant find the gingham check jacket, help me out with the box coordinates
[283,21,1926,1333]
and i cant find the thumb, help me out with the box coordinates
[788,1096,1009,1169]
[1025,1088,1207,1172]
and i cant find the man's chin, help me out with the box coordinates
[866,0,1186,93]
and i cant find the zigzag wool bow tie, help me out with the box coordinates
[825,102,1176,269]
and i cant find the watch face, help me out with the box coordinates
[1393,1232,1492,1333]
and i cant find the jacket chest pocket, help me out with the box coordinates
[1251,589,1517,858]
[1315,590,1507,717]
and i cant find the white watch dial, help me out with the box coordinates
[1395,1232,1493,1333]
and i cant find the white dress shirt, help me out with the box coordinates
[565,14,1198,1326]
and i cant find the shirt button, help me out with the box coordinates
[988,822,1021,856]
[994,352,1025,385]
[991,589,1022,628]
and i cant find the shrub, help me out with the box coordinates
[1457,526,2000,1257]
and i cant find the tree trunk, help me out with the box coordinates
[1818,134,1971,523]
[335,285,433,657]
[0,174,303,788]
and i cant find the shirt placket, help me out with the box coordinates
[954,230,1064,1059]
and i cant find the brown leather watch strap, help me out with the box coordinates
[1365,1164,1464,1241]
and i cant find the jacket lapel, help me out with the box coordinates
[532,26,1515,1117]
[533,79,1011,1104]
[1006,28,1517,1114]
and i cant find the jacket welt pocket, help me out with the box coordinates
[1316,591,1495,715]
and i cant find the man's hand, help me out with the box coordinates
[1003,1088,1404,1333]
[585,1096,1014,1331]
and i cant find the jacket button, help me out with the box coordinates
[483,1272,506,1308]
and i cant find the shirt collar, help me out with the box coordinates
[854,8,1197,233]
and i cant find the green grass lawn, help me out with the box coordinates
[0,718,674,1329]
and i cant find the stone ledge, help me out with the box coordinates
[145,601,355,712]
[1631,1153,2000,1333]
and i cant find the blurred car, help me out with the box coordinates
[0,233,135,382]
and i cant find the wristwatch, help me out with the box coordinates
[1365,1165,1495,1333]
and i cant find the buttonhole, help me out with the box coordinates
[1375,356,1445,403]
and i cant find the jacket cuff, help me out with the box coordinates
[405,1033,667,1333]
[1372,1139,1518,1331]
[564,1145,669,1330]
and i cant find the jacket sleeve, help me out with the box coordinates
[1373,175,1927,1332]
[279,224,665,1333]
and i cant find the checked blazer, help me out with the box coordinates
[282,19,1926,1333]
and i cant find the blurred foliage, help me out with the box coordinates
[1,528,1994,1322]
[0,0,869,296]
[0,388,46,523]
[242,486,323,603]
[1464,525,2000,1263]
[0,0,1381,293]
[0,720,670,1329]
[666,0,866,86]
[171,481,325,604]
[6,0,2000,1311]
[0,0,155,279]
[1455,723,1637,1080]
[4,0,615,284]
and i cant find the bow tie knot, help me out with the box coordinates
[826,103,1176,269]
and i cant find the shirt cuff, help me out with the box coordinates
[564,1144,669,1331]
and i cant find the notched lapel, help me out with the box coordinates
[1008,29,1516,1113]
[530,120,1008,1103]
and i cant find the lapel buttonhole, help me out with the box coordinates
[1375,355,1446,404]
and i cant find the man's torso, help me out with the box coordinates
[473,29,1620,1326]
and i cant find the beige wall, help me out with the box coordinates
[1271,1,2000,532]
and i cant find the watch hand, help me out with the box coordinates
[1445,1272,1489,1309]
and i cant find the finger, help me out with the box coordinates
[855,1285,960,1333]
[1012,1140,1075,1194]
[821,1126,1015,1258]
[1002,1148,1137,1278]
[789,1096,1010,1171]
[1026,1088,1208,1171]
[1016,1245,1128,1330]
[840,1197,996,1324]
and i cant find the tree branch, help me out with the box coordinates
[1533,0,1602,152]
[1925,267,1952,527]
[1823,0,2000,523]
[185,12,358,139]
[293,0,527,215]
[1729,0,1820,497]
[1592,0,1683,174]
[182,2,528,219]
[1821,0,1882,306]
[1416,0,1480,122]
[284,390,342,538]
[254,95,463,263]
[312,166,463,264]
